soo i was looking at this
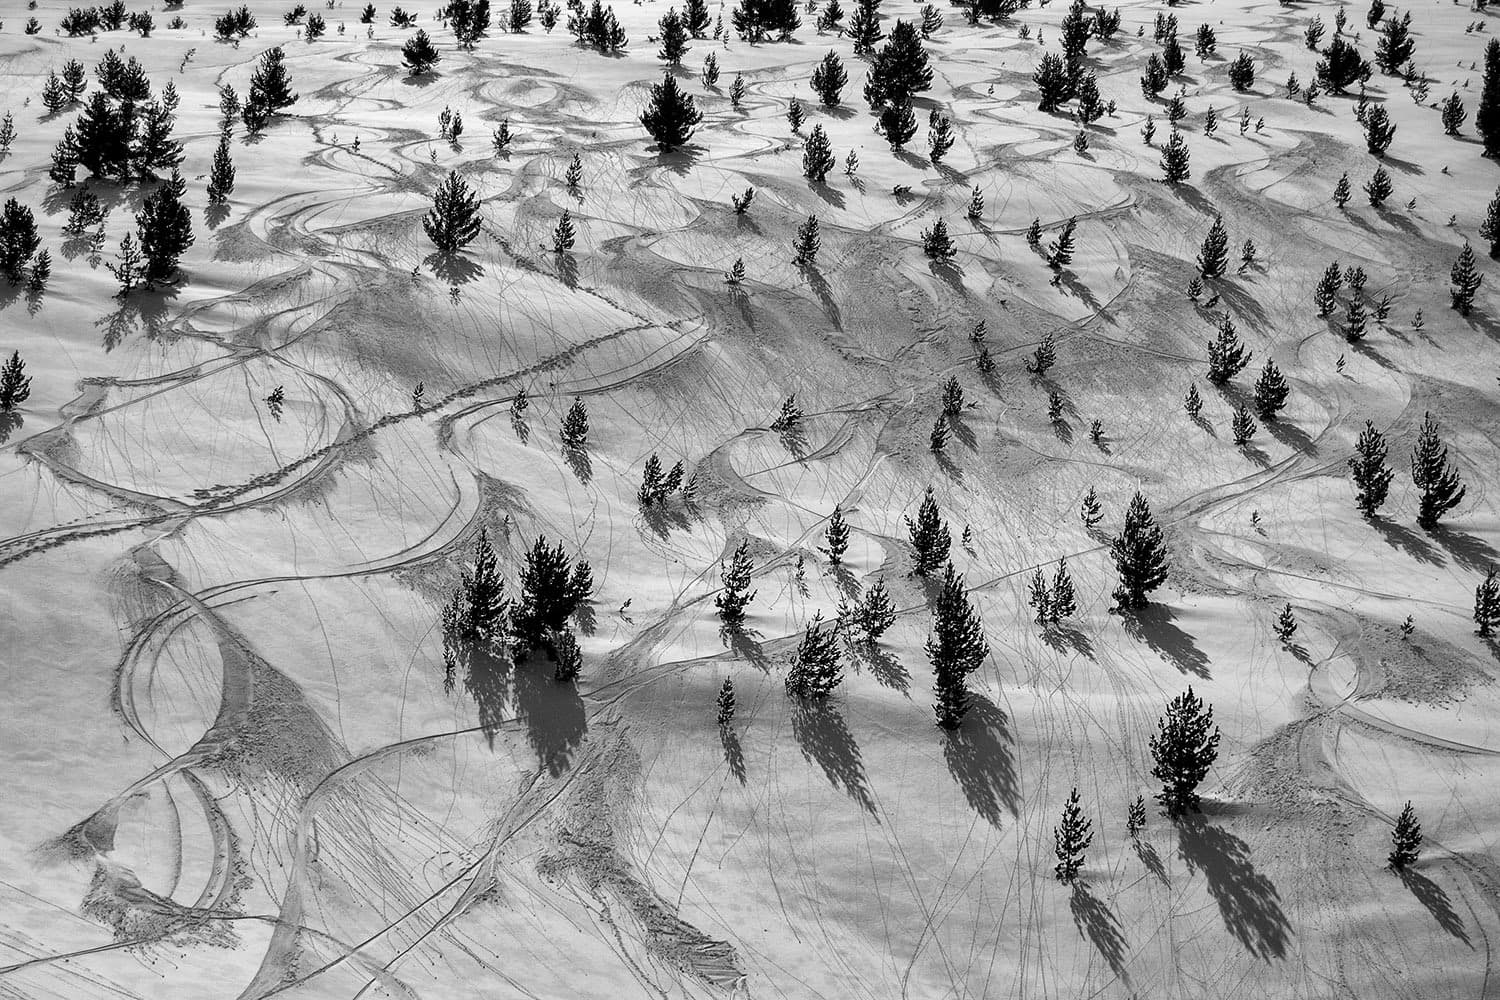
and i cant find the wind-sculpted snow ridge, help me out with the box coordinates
[3,0,1500,997]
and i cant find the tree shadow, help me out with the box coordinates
[1262,416,1316,456]
[1191,412,1217,438]
[1070,883,1130,983]
[940,693,1019,825]
[722,627,771,672]
[1398,866,1469,945]
[948,414,977,450]
[935,445,965,484]
[0,411,22,445]
[720,724,746,784]
[511,412,530,443]
[1133,838,1170,886]
[426,250,485,285]
[809,181,846,211]
[1429,524,1500,573]
[856,640,909,693]
[790,699,877,815]
[556,251,579,290]
[563,444,592,483]
[512,650,587,777]
[96,290,177,352]
[61,230,106,262]
[1041,623,1096,660]
[1238,440,1271,467]
[802,266,842,328]
[928,258,965,295]
[1369,515,1442,565]
[1121,604,1211,678]
[1054,269,1101,312]
[1176,817,1290,960]
[642,500,693,540]
[459,641,514,747]
[829,562,860,600]
[777,422,809,459]
[204,202,231,230]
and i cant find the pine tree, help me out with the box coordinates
[1481,189,1500,258]
[1163,34,1186,76]
[62,60,87,102]
[1126,794,1147,837]
[0,352,31,412]
[928,561,988,728]
[715,539,757,630]
[965,187,984,224]
[1316,35,1370,94]
[792,215,820,268]
[1034,52,1073,113]
[657,7,689,65]
[1441,92,1467,137]
[729,74,747,109]
[907,485,951,577]
[1231,404,1257,446]
[1315,260,1343,316]
[206,133,235,204]
[1185,383,1203,418]
[856,577,895,640]
[109,232,145,296]
[552,628,583,680]
[1202,106,1218,138]
[1481,39,1500,157]
[803,123,836,182]
[1050,559,1077,621]
[1274,603,1298,641]
[1026,217,1043,250]
[1141,53,1169,97]
[136,184,194,286]
[847,0,881,55]
[867,20,933,106]
[641,72,703,151]
[423,172,482,253]
[250,46,299,110]
[1080,486,1103,528]
[1475,567,1500,637]
[1197,215,1229,278]
[1075,72,1104,124]
[725,257,746,284]
[824,507,849,564]
[702,52,720,87]
[1253,360,1289,419]
[921,219,957,262]
[561,396,589,449]
[1228,50,1255,91]
[685,0,711,36]
[27,250,50,295]
[1344,293,1368,342]
[402,28,441,74]
[1028,566,1051,626]
[1333,171,1352,208]
[1374,10,1414,75]
[1150,687,1220,817]
[1195,23,1216,59]
[1411,412,1466,530]
[1053,787,1093,883]
[1349,421,1394,517]
[929,413,949,451]
[786,613,844,698]
[928,113,955,164]
[73,92,131,180]
[1206,315,1251,384]
[878,101,918,149]
[0,199,40,283]
[1362,103,1396,156]
[513,535,592,640]
[810,50,847,106]
[552,209,576,253]
[716,677,736,723]
[1450,241,1483,316]
[816,0,844,32]
[1142,115,1157,146]
[1388,802,1421,869]
[1160,126,1191,183]
[1111,491,1169,608]
[1047,217,1077,270]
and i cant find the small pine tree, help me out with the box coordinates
[1197,215,1229,278]
[1206,315,1252,384]
[1080,486,1103,529]
[657,7,688,65]
[824,507,849,564]
[1053,788,1093,883]
[856,577,896,640]
[1047,217,1077,270]
[109,232,145,296]
[786,613,844,698]
[810,50,847,106]
[929,413,949,451]
[716,539,757,630]
[561,397,589,450]
[1050,559,1077,621]
[553,628,583,681]
[1411,412,1466,530]
[1126,795,1147,837]
[1362,103,1396,156]
[787,98,805,133]
[967,186,984,223]
[27,250,50,294]
[423,171,483,253]
[1387,802,1421,870]
[1365,165,1393,208]
[921,219,957,262]
[0,199,40,283]
[1034,52,1073,113]
[928,562,988,729]
[1227,50,1255,91]
[641,72,703,152]
[1442,92,1467,138]
[702,52,720,87]
[878,101,918,150]
[206,133,235,204]
[907,485,951,577]
[1185,383,1203,418]
[1026,218,1043,250]
[0,351,32,412]
[1231,404,1257,446]
[792,215,820,268]
[729,74,747,109]
[1142,54,1169,97]
[725,257,746,284]
[136,184,194,286]
[1481,189,1500,259]
[1028,566,1052,626]
[1111,491,1169,608]
[1274,603,1297,641]
[1450,241,1483,316]
[716,677,736,724]
[803,123,836,182]
[1314,261,1343,316]
[1349,420,1394,517]
[1475,567,1500,638]
[1253,360,1289,419]
[250,46,299,110]
[1149,686,1221,817]
[1160,127,1191,183]
[552,209,576,253]
[928,113,955,164]
[1332,172,1351,209]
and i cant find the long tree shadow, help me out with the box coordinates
[941,693,1019,825]
[720,724,746,785]
[1262,416,1316,457]
[1369,515,1442,564]
[1133,837,1170,886]
[1429,524,1500,574]
[1070,883,1130,983]
[1121,604,1211,678]
[512,651,587,777]
[1176,817,1290,960]
[460,642,514,747]
[564,444,592,483]
[96,290,178,351]
[856,640,909,693]
[790,699,876,815]
[1041,622,1096,660]
[723,627,771,672]
[1398,866,1469,945]
[426,250,484,285]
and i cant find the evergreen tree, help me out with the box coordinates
[641,72,703,151]
[856,577,895,639]
[0,199,40,283]
[1316,35,1370,93]
[928,562,988,728]
[1231,404,1257,445]
[657,7,689,64]
[1367,0,1386,29]
[816,0,845,32]
[803,123,836,181]
[1160,126,1191,183]
[1141,53,1169,97]
[28,250,50,295]
[561,396,589,449]
[1344,293,1368,342]
[1274,603,1298,641]
[1228,50,1255,91]
[1028,566,1051,626]
[552,209,576,253]
[1059,0,1090,68]
[1253,360,1289,418]
[1195,23,1216,59]
[1374,10,1414,75]
[967,186,984,223]
[514,535,592,640]
[878,101,918,149]
[1475,567,1500,637]
[702,52,720,87]
[1206,315,1251,384]
[1349,420,1394,517]
[564,152,583,190]
[402,28,441,74]
[847,0,882,55]
[786,613,844,698]
[810,50,847,106]
[1388,802,1421,869]
[729,74,747,109]
[1126,795,1147,837]
[1163,34,1186,76]
[423,171,482,253]
[1482,190,1500,259]
[1047,217,1077,269]
[1150,687,1221,817]
[1026,217,1043,250]
[1075,72,1104,124]
[716,677,736,724]
[1450,241,1483,316]
[553,628,583,681]
[1362,103,1396,156]
[136,183,193,286]
[73,92,132,180]
[1314,260,1343,316]
[941,376,964,416]
[685,0,711,36]
[206,133,235,204]
[928,113,955,164]
[1185,382,1203,418]
[907,485,951,577]
[1034,52,1073,113]
[1080,486,1103,528]
[715,539,757,630]
[867,20,933,106]
[109,232,145,295]
[824,507,849,564]
[1110,491,1169,608]
[1411,412,1466,530]
[928,413,949,451]
[250,46,299,111]
[62,59,88,102]
[792,214,820,267]
[1482,39,1500,157]
[1442,92,1467,136]
[1050,559,1077,621]
[1026,333,1057,375]
[1333,171,1352,208]
[921,219,956,262]
[1053,787,1093,883]
[0,352,31,412]
[1197,215,1229,278]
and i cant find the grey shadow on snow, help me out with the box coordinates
[790,698,877,815]
[722,627,771,673]
[1121,603,1211,678]
[1176,816,1290,960]
[1398,866,1469,945]
[97,289,178,352]
[513,649,587,777]
[426,251,484,286]
[1133,837,1170,886]
[1429,524,1500,574]
[1041,622,1096,660]
[941,692,1019,825]
[720,724,746,784]
[459,642,513,747]
[563,444,592,483]
[1368,514,1441,565]
[855,640,909,693]
[1070,883,1130,983]
[1262,416,1316,457]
